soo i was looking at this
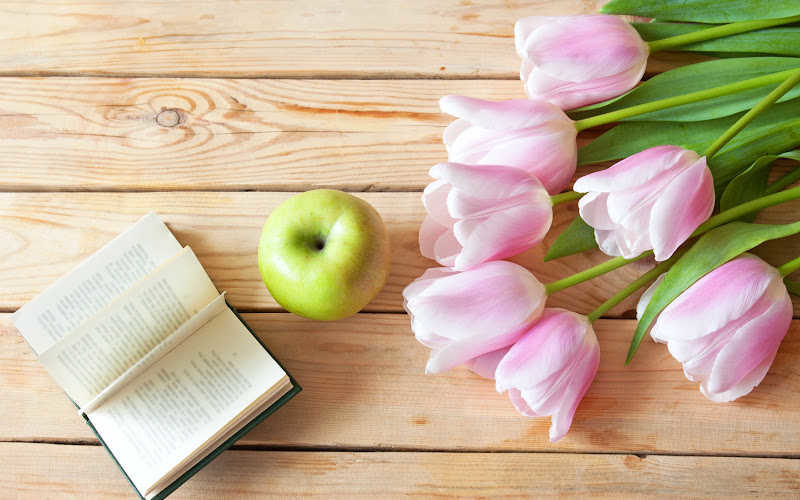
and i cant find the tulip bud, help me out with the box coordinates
[419,162,553,270]
[439,95,577,194]
[515,15,649,109]
[638,254,793,402]
[574,145,715,261]
[403,261,546,374]
[495,308,600,442]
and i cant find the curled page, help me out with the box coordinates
[38,246,219,407]
[79,293,229,415]
[13,213,181,355]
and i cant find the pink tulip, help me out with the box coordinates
[515,15,649,109]
[403,261,546,374]
[439,95,577,194]
[495,308,600,442]
[637,254,793,402]
[419,162,553,270]
[574,145,714,261]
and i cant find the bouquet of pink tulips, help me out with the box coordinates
[404,0,800,443]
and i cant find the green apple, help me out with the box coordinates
[258,189,391,321]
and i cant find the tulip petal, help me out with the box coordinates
[426,322,529,374]
[453,202,553,269]
[637,273,665,320]
[652,254,778,342]
[701,354,775,403]
[439,95,571,131]
[514,16,557,56]
[649,158,714,261]
[574,146,699,194]
[422,179,456,226]
[547,346,599,442]
[705,288,792,396]
[467,347,510,380]
[578,192,615,230]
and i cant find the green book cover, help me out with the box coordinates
[80,301,301,500]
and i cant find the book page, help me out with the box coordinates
[39,247,219,407]
[12,213,181,355]
[86,307,288,496]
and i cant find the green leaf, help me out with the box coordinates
[601,0,800,23]
[710,118,800,189]
[568,57,800,122]
[719,151,800,220]
[633,23,800,57]
[544,216,597,261]
[629,220,800,363]
[787,280,800,296]
[578,98,800,166]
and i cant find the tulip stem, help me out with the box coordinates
[647,15,800,53]
[545,184,800,295]
[703,70,800,158]
[573,68,800,132]
[586,255,679,323]
[550,191,583,205]
[778,255,800,277]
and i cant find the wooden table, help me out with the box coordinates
[2,1,799,497]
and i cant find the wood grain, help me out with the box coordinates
[4,443,800,498]
[0,0,693,78]
[1,192,797,316]
[4,313,800,455]
[0,77,617,191]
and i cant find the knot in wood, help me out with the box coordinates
[155,108,183,127]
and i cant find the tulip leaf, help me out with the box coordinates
[709,118,800,189]
[787,280,800,297]
[601,0,800,23]
[628,220,800,363]
[633,23,800,57]
[568,57,800,122]
[578,98,800,166]
[544,216,597,261]
[719,151,800,220]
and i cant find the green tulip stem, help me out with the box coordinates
[703,69,800,158]
[586,253,680,323]
[549,191,584,205]
[778,255,800,278]
[544,184,800,295]
[573,68,800,132]
[647,15,800,53]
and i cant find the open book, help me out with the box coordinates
[12,213,300,499]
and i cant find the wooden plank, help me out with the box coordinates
[4,443,800,498]
[0,1,690,78]
[0,77,619,191]
[2,192,797,315]
[4,313,800,454]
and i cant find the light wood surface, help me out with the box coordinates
[2,0,799,498]
[4,443,800,498]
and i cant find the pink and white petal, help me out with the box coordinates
[422,179,455,226]
[546,346,599,442]
[453,202,553,269]
[495,309,589,392]
[705,292,792,395]
[426,322,530,374]
[442,119,472,149]
[540,60,647,110]
[701,353,776,403]
[508,388,540,417]
[467,346,511,380]
[418,215,450,262]
[573,146,699,193]
[407,261,546,342]
[439,95,572,131]
[433,162,543,201]
[649,158,714,261]
[514,16,558,56]
[578,192,616,230]
[402,266,458,303]
[527,15,647,82]
[654,255,778,341]
[594,228,625,258]
[637,273,665,321]
[432,227,460,267]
